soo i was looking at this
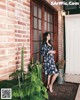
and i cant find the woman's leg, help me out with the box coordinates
[49,73,58,92]
[51,73,58,86]
[47,75,51,88]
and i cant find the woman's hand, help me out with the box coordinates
[53,50,56,54]
[48,50,56,54]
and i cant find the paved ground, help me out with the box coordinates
[65,74,80,100]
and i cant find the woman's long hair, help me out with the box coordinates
[42,32,51,44]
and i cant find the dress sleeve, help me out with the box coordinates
[41,44,48,57]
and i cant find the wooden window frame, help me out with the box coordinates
[30,0,58,63]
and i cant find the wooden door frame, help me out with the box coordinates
[30,0,58,63]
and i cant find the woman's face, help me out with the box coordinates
[47,33,51,41]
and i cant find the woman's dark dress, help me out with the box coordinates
[41,43,58,75]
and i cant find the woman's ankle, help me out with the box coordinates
[49,84,53,93]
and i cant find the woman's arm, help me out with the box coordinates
[48,50,56,54]
[41,44,48,56]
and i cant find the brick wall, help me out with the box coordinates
[46,0,64,60]
[0,0,64,81]
[0,0,30,81]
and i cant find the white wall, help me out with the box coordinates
[65,14,80,74]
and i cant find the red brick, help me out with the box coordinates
[16,60,20,64]
[0,9,6,16]
[12,0,19,2]
[8,37,15,42]
[7,43,16,48]
[7,49,15,54]
[16,51,21,55]
[7,12,15,18]
[18,30,26,34]
[1,17,7,23]
[15,38,18,42]
[18,8,30,15]
[0,43,15,48]
[15,34,22,38]
[24,58,30,62]
[0,0,6,3]
[0,37,8,42]
[7,24,15,30]
[23,2,30,7]
[0,4,6,10]
[24,0,30,3]
[15,25,22,29]
[0,67,16,75]
[18,21,26,25]
[15,20,18,24]
[23,10,30,15]
[15,30,18,33]
[6,55,15,61]
[0,50,5,54]
[0,75,10,81]
[17,8,23,13]
[0,62,7,68]
[17,12,24,17]
[7,6,15,12]
[23,35,29,38]
[27,39,30,42]
[0,56,7,61]
[0,23,6,29]
[7,30,15,36]
[18,39,27,42]
[7,1,15,7]
[8,61,15,65]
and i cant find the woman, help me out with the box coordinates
[41,32,58,93]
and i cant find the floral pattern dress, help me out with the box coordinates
[41,43,58,75]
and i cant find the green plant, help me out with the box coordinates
[25,61,48,100]
[21,47,25,81]
[10,61,48,100]
[9,47,25,100]
[9,47,48,100]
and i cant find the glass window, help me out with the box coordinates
[48,13,50,22]
[50,15,53,23]
[48,23,50,31]
[33,30,38,40]
[44,11,54,45]
[38,8,41,18]
[31,4,54,63]
[44,11,47,21]
[44,22,47,31]
[34,42,39,53]
[50,24,53,32]
[38,19,41,30]
[34,6,37,17]
[34,53,39,63]
[34,18,37,28]
[38,31,42,41]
